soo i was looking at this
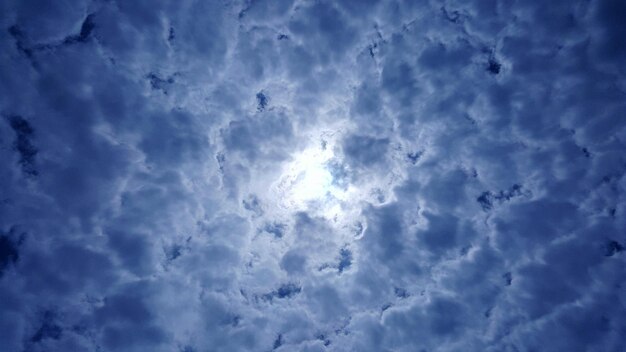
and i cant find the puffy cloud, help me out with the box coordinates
[1,0,624,351]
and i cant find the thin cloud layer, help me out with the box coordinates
[1,0,625,351]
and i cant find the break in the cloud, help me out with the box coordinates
[1,0,625,351]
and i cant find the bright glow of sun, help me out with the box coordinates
[268,136,366,239]
[288,147,334,203]
[273,140,351,216]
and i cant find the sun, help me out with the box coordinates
[273,139,350,216]
[288,147,334,203]
[264,134,367,239]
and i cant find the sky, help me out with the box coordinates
[0,0,625,351]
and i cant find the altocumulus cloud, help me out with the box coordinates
[1,0,625,351]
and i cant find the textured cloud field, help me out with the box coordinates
[1,0,625,351]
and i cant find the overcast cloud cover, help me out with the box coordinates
[1,0,626,351]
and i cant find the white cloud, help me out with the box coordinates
[1,0,625,351]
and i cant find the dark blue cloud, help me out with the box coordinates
[288,2,357,59]
[0,230,22,277]
[1,0,625,351]
[342,134,389,167]
[6,115,38,176]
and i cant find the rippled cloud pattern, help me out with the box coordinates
[1,1,625,351]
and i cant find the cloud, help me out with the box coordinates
[5,115,38,176]
[0,0,624,351]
